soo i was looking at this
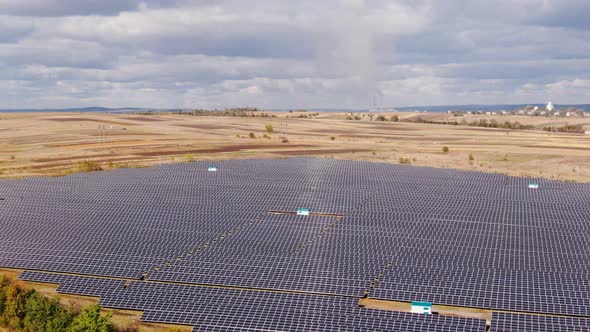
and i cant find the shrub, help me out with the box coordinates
[330,136,336,141]
[376,115,386,121]
[77,161,102,172]
[69,304,115,332]
[265,124,274,133]
[23,293,74,332]
[442,146,449,153]
[185,154,194,161]
[248,133,256,139]
[469,153,474,161]
[262,134,271,139]
[9,156,15,160]
[390,115,399,122]
[281,138,289,143]
[399,157,412,164]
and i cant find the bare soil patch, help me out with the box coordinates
[120,117,167,122]
[520,145,590,151]
[135,144,312,157]
[366,124,414,131]
[177,124,233,130]
[34,153,117,163]
[45,118,133,126]
[306,129,359,134]
[97,131,166,136]
[272,148,370,155]
[359,298,492,321]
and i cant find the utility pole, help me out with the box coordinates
[97,124,105,145]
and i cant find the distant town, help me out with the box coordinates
[448,102,590,118]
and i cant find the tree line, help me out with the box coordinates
[404,117,585,133]
[0,275,115,332]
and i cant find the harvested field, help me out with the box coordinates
[365,124,414,131]
[177,124,233,130]
[45,117,134,126]
[271,148,371,155]
[307,128,362,134]
[33,153,117,163]
[519,144,590,151]
[134,144,312,157]
[120,117,167,122]
[0,111,588,182]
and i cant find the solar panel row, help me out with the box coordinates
[492,312,590,332]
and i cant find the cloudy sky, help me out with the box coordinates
[1,0,589,109]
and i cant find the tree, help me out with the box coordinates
[0,276,8,317]
[69,304,114,332]
[23,293,74,332]
[249,133,256,139]
[442,146,449,153]
[1,283,33,329]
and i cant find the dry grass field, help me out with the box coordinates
[0,111,589,182]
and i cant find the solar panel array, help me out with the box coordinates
[19,270,125,298]
[20,271,486,332]
[492,312,590,332]
[1,157,589,330]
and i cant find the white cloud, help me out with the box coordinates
[0,0,589,109]
[545,79,590,98]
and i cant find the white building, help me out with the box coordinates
[297,208,310,216]
[411,302,433,315]
[546,102,555,111]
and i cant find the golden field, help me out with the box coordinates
[0,111,588,182]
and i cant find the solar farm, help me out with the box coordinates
[1,157,589,331]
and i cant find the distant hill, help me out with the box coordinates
[0,107,184,113]
[2,104,589,114]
